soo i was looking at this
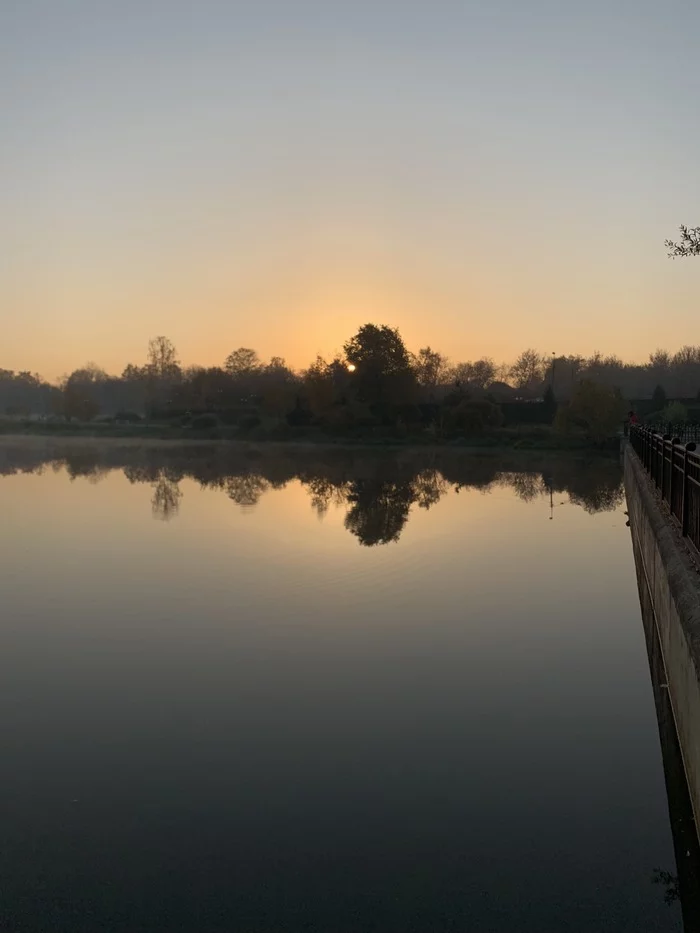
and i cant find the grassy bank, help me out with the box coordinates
[0,418,620,452]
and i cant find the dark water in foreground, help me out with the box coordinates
[0,441,685,931]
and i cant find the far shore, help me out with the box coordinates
[0,427,619,458]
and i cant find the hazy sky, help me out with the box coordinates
[2,0,699,379]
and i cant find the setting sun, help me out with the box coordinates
[347,363,356,372]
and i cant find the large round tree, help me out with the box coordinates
[343,324,416,410]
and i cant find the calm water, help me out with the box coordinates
[0,440,684,932]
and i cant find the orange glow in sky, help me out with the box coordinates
[3,2,700,380]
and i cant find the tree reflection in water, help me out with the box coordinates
[224,474,270,509]
[151,475,183,521]
[304,476,352,518]
[344,480,415,546]
[0,442,625,541]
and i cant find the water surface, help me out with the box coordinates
[0,440,682,931]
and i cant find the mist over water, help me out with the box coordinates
[0,439,625,536]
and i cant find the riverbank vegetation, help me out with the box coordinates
[4,325,700,449]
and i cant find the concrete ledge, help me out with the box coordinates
[625,447,700,835]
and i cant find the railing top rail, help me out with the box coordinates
[628,422,700,568]
[631,425,699,444]
[629,425,700,467]
[632,422,700,439]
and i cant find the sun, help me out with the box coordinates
[347,363,356,372]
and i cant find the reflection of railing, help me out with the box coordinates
[629,426,700,565]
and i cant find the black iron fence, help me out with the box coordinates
[642,423,700,443]
[629,426,700,564]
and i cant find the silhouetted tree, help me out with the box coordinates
[652,384,667,410]
[176,366,230,412]
[509,349,545,393]
[670,345,700,397]
[542,355,584,401]
[301,356,353,419]
[147,336,180,379]
[143,337,181,416]
[648,349,671,389]
[666,225,700,257]
[543,385,557,420]
[412,347,449,394]
[0,369,59,416]
[451,358,497,391]
[344,324,416,411]
[257,357,298,416]
[224,348,260,381]
[62,364,108,421]
[302,356,336,419]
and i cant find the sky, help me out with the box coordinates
[2,0,699,380]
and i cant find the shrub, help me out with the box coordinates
[238,414,262,432]
[191,414,220,430]
[286,405,313,427]
[114,410,143,423]
[217,407,260,426]
[324,402,378,431]
[445,399,503,434]
[394,403,422,426]
[663,401,688,424]
[554,380,625,442]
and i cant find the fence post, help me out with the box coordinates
[670,437,681,516]
[642,431,651,473]
[655,433,660,486]
[661,434,670,499]
[644,429,649,471]
[682,442,697,537]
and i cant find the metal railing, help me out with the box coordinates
[641,423,700,443]
[629,426,700,564]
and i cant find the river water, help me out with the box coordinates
[0,440,684,931]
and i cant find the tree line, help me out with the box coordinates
[4,325,700,437]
